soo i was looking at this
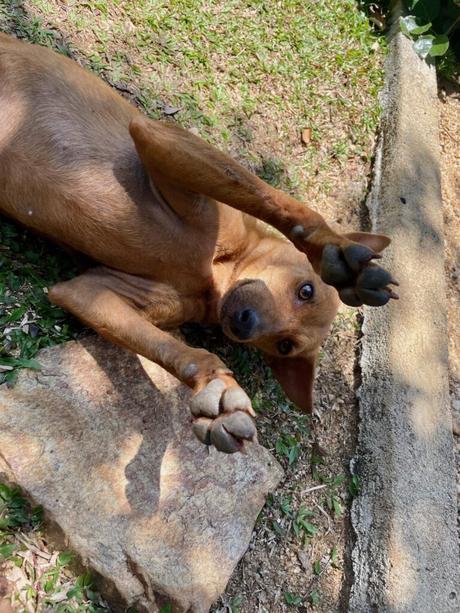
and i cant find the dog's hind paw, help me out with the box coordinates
[190,377,257,453]
[320,243,399,307]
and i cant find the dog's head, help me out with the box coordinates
[219,236,340,412]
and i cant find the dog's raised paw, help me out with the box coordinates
[321,243,398,307]
[190,377,257,453]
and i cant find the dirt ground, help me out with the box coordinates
[439,80,460,536]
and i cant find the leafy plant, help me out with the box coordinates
[310,590,321,607]
[0,481,107,611]
[0,218,81,385]
[0,483,42,532]
[349,474,361,497]
[399,0,459,62]
[275,434,301,465]
[229,594,243,613]
[360,0,460,75]
[284,591,302,606]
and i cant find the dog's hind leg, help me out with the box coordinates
[48,268,257,453]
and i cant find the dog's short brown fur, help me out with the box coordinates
[0,34,395,452]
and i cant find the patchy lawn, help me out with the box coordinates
[0,1,385,611]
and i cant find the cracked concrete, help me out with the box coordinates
[348,30,460,613]
[0,336,282,612]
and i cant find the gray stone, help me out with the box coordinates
[349,29,460,613]
[0,336,282,612]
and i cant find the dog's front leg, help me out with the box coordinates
[130,118,398,307]
[48,269,257,453]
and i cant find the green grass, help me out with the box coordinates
[0,222,82,385]
[0,1,385,610]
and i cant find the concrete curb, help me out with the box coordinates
[348,30,460,613]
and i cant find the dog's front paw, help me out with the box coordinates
[320,243,399,307]
[190,377,257,453]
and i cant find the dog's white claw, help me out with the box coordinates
[190,378,226,417]
[222,386,255,416]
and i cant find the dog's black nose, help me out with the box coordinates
[230,308,260,340]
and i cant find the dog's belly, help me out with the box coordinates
[0,152,216,283]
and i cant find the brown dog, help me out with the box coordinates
[0,34,397,453]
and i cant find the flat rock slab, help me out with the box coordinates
[0,337,283,612]
[349,30,460,612]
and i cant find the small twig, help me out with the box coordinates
[300,484,327,496]
[314,501,331,536]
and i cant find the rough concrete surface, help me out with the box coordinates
[0,336,283,613]
[349,31,460,612]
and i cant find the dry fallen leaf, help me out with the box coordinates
[163,105,181,116]
[301,128,312,145]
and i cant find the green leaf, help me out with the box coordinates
[43,570,59,593]
[288,444,299,465]
[300,520,318,536]
[332,495,342,517]
[313,559,321,575]
[275,439,287,455]
[284,592,302,606]
[331,474,345,488]
[413,35,434,59]
[230,594,243,613]
[0,484,13,501]
[349,474,360,497]
[75,569,92,589]
[330,545,338,565]
[58,551,75,567]
[400,15,432,37]
[310,590,320,607]
[0,356,42,370]
[31,505,44,527]
[428,34,449,57]
[66,586,83,600]
[0,543,16,559]
[160,605,172,613]
[280,498,292,517]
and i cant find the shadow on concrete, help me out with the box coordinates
[351,69,460,608]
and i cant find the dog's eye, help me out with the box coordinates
[278,339,293,355]
[298,283,314,301]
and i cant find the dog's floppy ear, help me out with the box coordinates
[264,352,317,413]
[345,231,391,253]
